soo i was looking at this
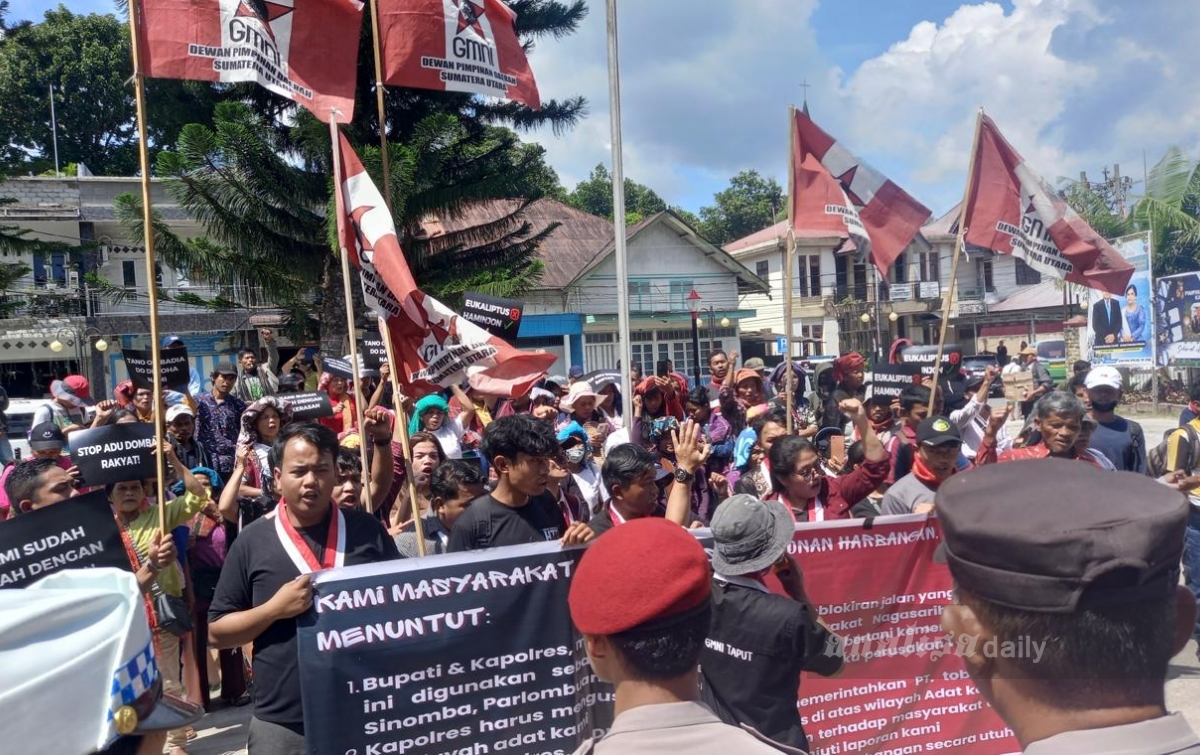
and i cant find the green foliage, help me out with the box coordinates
[0,260,31,316]
[1131,147,1200,277]
[566,163,667,224]
[695,170,784,246]
[0,6,224,175]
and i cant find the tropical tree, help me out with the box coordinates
[695,170,784,246]
[112,0,587,349]
[566,163,666,225]
[1131,147,1200,277]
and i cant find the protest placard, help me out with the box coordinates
[322,356,356,380]
[867,364,923,400]
[68,423,157,487]
[0,490,131,588]
[361,332,388,369]
[299,544,609,755]
[899,344,963,377]
[1002,372,1034,403]
[122,347,191,391]
[298,518,1020,755]
[287,391,335,421]
[462,291,524,339]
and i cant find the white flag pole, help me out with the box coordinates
[1145,149,1159,414]
[605,0,634,411]
[784,106,796,433]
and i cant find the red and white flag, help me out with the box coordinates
[964,115,1134,294]
[377,0,540,108]
[332,130,555,398]
[793,153,871,255]
[136,0,364,122]
[792,110,931,275]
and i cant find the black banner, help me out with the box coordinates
[0,489,131,588]
[288,391,335,421]
[462,292,524,340]
[122,347,191,391]
[68,423,157,487]
[298,543,613,755]
[867,364,923,399]
[323,357,356,380]
[362,332,388,369]
[898,344,963,377]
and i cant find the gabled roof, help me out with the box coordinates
[574,209,769,293]
[923,203,961,242]
[419,200,768,293]
[722,220,849,257]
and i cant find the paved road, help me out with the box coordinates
[190,411,1200,754]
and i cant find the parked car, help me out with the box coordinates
[5,398,55,461]
[961,355,1005,398]
[1035,339,1067,383]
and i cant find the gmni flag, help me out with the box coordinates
[135,0,364,122]
[963,114,1134,294]
[792,110,931,275]
[332,132,555,398]
[377,0,540,108]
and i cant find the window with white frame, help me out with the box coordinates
[627,280,651,310]
[668,279,695,311]
[755,259,769,280]
[797,253,821,298]
[919,251,940,282]
[798,323,824,357]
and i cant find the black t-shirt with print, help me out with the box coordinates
[446,492,563,552]
[208,506,399,728]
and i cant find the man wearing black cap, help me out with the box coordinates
[937,460,1200,754]
[197,363,246,481]
[881,417,962,515]
[700,494,843,752]
[568,517,784,754]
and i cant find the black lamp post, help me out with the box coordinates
[687,288,702,387]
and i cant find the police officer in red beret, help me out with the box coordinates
[567,518,789,754]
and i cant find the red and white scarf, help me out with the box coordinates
[273,501,346,574]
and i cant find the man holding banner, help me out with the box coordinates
[208,422,399,755]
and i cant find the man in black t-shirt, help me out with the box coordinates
[700,494,843,752]
[448,414,595,551]
[209,422,399,754]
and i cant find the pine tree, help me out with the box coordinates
[116,1,586,349]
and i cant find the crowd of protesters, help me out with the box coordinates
[7,329,1200,755]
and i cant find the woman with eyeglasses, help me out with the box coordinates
[765,398,889,522]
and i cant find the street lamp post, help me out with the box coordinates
[687,289,703,387]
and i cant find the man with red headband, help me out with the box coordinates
[821,352,866,429]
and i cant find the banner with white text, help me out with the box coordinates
[296,517,1019,755]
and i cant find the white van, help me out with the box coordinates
[5,398,56,461]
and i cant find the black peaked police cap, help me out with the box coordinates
[934,459,1187,614]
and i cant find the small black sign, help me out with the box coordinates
[68,423,158,487]
[0,489,132,588]
[361,332,388,369]
[288,391,335,421]
[462,291,524,339]
[898,344,963,377]
[867,364,924,399]
[122,347,191,392]
[322,357,356,380]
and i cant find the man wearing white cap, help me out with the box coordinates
[0,568,203,754]
[1085,365,1147,475]
[165,404,211,471]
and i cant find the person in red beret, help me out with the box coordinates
[567,518,787,754]
[821,351,867,429]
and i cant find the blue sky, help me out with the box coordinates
[11,0,1200,231]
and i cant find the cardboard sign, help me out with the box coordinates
[122,347,191,391]
[322,357,355,380]
[898,344,963,377]
[288,391,335,421]
[1002,371,1034,403]
[0,489,132,588]
[68,423,157,487]
[361,332,388,369]
[461,291,524,339]
[867,364,923,399]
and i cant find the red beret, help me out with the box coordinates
[569,518,711,635]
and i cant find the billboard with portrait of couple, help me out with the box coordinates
[1085,232,1155,367]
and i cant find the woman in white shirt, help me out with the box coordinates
[408,392,474,460]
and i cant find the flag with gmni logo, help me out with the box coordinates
[332,131,555,398]
[135,0,364,121]
[377,0,541,108]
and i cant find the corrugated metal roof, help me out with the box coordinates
[986,281,1062,312]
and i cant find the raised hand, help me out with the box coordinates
[671,419,711,476]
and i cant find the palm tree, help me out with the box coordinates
[1131,146,1200,277]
